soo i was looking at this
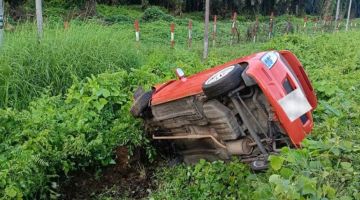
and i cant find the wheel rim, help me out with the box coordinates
[205,65,235,85]
[253,160,265,168]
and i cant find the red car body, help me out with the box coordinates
[151,50,317,146]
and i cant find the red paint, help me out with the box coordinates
[151,51,317,146]
[232,12,237,21]
[214,15,217,23]
[188,20,192,29]
[134,20,139,32]
[152,53,259,105]
[279,50,317,109]
[170,23,175,33]
[245,52,317,146]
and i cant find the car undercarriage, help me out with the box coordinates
[145,85,291,169]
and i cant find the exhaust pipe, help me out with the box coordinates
[226,138,254,155]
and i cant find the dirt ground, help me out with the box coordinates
[59,147,158,200]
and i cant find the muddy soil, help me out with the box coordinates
[59,147,158,200]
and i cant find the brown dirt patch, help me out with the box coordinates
[59,147,158,200]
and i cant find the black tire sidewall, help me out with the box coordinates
[202,65,243,99]
[130,91,152,117]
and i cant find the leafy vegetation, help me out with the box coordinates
[142,6,175,22]
[0,71,157,198]
[0,3,359,199]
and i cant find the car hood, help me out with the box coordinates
[151,51,265,105]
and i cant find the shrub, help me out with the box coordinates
[103,15,133,24]
[0,72,152,199]
[142,6,174,22]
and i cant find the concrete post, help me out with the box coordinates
[335,0,341,30]
[203,0,209,60]
[36,0,43,40]
[346,0,353,31]
[0,0,4,47]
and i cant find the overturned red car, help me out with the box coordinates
[131,50,317,170]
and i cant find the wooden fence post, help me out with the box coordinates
[188,20,192,48]
[134,20,140,42]
[268,12,274,39]
[35,0,43,40]
[322,16,328,33]
[285,16,293,35]
[0,0,4,48]
[337,20,341,31]
[303,16,308,33]
[253,16,259,43]
[212,15,216,47]
[313,18,318,33]
[170,23,175,48]
[64,21,69,30]
[231,12,239,45]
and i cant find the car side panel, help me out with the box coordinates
[151,53,264,105]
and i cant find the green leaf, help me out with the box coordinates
[5,186,18,198]
[322,184,336,199]
[297,176,317,196]
[309,161,322,169]
[269,155,285,171]
[96,88,111,98]
[340,162,353,172]
[280,167,294,179]
[95,98,108,111]
[102,89,111,98]
[269,174,282,184]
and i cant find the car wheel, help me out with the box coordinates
[202,64,243,99]
[250,160,268,171]
[130,90,152,117]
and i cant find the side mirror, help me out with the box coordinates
[175,68,186,80]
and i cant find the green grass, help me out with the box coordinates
[0,23,140,108]
[0,6,359,199]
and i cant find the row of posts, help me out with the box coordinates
[133,12,358,48]
[0,0,357,48]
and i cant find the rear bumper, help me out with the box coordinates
[245,51,317,146]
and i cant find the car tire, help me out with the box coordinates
[130,90,152,117]
[250,160,268,171]
[202,64,243,99]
